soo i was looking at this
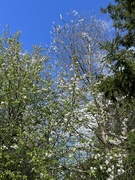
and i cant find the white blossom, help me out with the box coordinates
[1,101,4,105]
[10,144,18,149]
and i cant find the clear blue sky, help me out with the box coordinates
[0,0,113,51]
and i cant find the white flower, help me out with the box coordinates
[90,167,96,171]
[99,165,103,170]
[105,160,109,165]
[74,11,78,16]
[96,153,100,158]
[40,173,43,178]
[81,32,87,37]
[10,144,18,149]
[117,168,124,175]
[109,156,113,160]
[107,174,114,180]
[2,145,8,149]
[60,14,65,22]
[114,153,118,157]
[71,77,74,81]
[60,14,63,20]
[78,19,84,23]
[75,87,80,91]
[23,96,27,99]
[107,168,112,172]
[1,101,4,105]
[70,68,73,71]
[45,152,52,158]
[118,159,123,164]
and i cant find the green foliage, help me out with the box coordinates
[99,0,135,100]
[0,29,55,180]
[99,0,135,179]
[1,5,135,179]
[128,132,135,166]
[101,0,135,48]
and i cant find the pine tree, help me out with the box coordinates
[100,0,135,101]
[100,0,135,178]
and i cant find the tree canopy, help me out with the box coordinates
[0,1,135,179]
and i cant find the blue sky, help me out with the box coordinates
[0,0,113,51]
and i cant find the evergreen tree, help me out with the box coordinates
[100,0,135,101]
[100,0,135,178]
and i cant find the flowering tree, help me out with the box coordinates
[0,29,62,179]
[1,6,134,180]
[49,10,134,179]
